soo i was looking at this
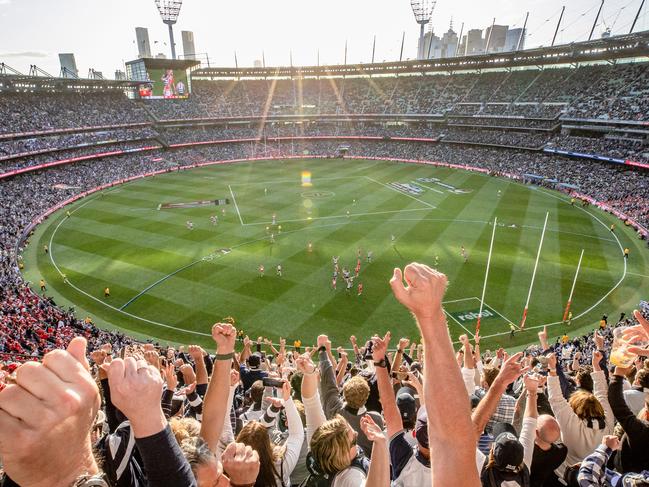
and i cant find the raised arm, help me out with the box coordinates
[317,335,344,418]
[373,331,404,438]
[106,352,196,487]
[390,263,480,487]
[471,352,527,439]
[361,414,390,487]
[200,323,236,453]
[297,354,325,444]
[521,374,539,469]
[188,345,208,388]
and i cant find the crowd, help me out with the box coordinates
[0,140,162,175]
[0,92,149,135]
[159,124,441,145]
[2,261,649,487]
[0,127,158,161]
[549,136,649,164]
[441,127,548,149]
[0,82,648,485]
[146,62,649,121]
[0,151,178,366]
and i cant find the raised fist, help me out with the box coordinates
[212,323,236,354]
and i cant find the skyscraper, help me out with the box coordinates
[465,29,484,55]
[182,31,196,60]
[505,28,526,51]
[485,25,508,53]
[135,27,152,58]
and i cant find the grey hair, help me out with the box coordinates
[180,436,217,473]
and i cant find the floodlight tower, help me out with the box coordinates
[155,0,183,59]
[410,0,436,59]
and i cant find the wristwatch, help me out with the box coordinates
[374,358,387,368]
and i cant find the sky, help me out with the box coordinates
[0,0,647,78]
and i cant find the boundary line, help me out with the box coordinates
[42,165,629,341]
[364,176,437,209]
[47,197,212,337]
[228,184,245,226]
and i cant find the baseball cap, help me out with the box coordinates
[415,407,429,449]
[492,423,524,472]
[396,388,417,423]
[247,352,261,369]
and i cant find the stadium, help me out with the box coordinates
[1,1,649,486]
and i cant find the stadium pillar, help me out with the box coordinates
[167,23,177,59]
[589,0,604,41]
[551,6,565,47]
[630,0,646,33]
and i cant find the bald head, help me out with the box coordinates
[537,415,561,444]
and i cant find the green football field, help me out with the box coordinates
[23,158,649,351]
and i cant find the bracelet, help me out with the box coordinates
[230,483,255,487]
[374,358,387,368]
[215,352,234,361]
[304,367,317,376]
[548,368,556,373]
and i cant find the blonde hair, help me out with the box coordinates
[568,390,605,422]
[169,417,202,445]
[342,376,370,409]
[310,415,354,475]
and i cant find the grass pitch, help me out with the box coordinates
[24,158,649,350]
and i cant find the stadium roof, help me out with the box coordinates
[0,75,141,93]
[192,30,649,79]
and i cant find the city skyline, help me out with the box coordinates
[0,0,646,77]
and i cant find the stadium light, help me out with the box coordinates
[154,0,184,60]
[410,0,436,59]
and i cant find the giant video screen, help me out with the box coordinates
[138,68,189,99]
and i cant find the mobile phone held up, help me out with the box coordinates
[263,377,285,388]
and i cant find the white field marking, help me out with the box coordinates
[536,188,627,317]
[416,182,445,194]
[627,272,649,279]
[228,184,245,226]
[444,309,476,338]
[476,190,628,341]
[521,224,616,243]
[47,196,212,337]
[241,207,431,226]
[443,297,479,304]
[364,176,437,209]
[44,168,628,343]
[481,301,517,326]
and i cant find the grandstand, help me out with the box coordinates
[1,16,649,487]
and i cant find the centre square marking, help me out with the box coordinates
[301,190,336,199]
